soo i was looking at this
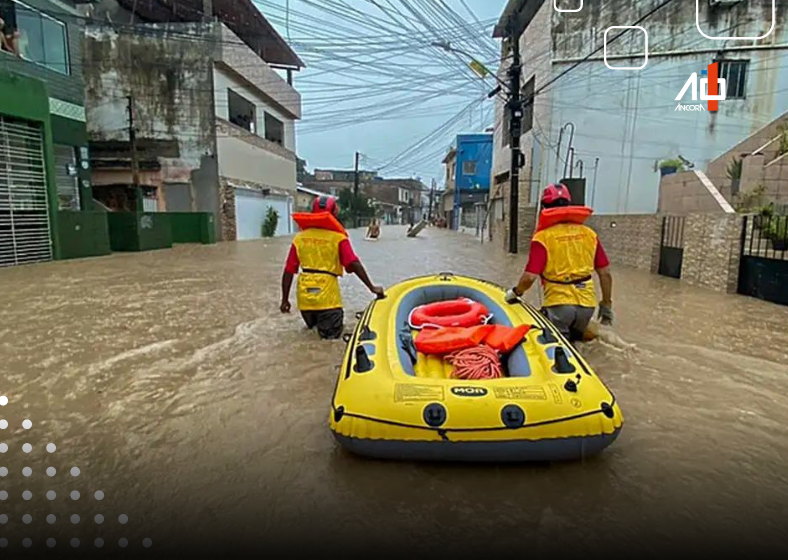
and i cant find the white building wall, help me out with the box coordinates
[536,0,788,214]
[541,50,788,214]
[216,135,296,192]
[213,65,297,153]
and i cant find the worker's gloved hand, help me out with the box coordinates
[504,288,521,304]
[598,303,614,326]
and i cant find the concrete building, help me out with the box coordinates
[301,170,427,225]
[442,133,492,230]
[82,0,304,241]
[491,0,788,250]
[1,0,111,268]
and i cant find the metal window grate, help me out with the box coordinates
[0,116,53,268]
[716,60,748,99]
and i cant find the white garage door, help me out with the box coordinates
[234,188,293,240]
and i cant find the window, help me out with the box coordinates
[228,89,256,133]
[462,160,477,175]
[265,112,285,146]
[1,1,69,74]
[54,145,79,211]
[716,59,748,99]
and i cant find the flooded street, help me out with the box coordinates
[2,225,788,558]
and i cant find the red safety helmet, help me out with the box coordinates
[312,195,339,216]
[541,183,572,206]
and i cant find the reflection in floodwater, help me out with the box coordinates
[1,226,788,557]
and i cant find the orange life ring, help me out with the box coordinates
[535,205,593,232]
[409,298,491,329]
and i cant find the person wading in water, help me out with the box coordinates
[281,196,384,339]
[505,183,614,342]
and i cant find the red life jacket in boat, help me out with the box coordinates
[535,205,594,233]
[292,211,347,234]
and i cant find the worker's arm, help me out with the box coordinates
[594,241,614,324]
[280,272,294,313]
[348,261,384,298]
[280,244,299,313]
[505,241,546,302]
[596,266,613,307]
[340,240,384,298]
[514,271,539,297]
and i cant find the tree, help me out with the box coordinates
[296,157,309,182]
[262,207,279,237]
[337,188,374,225]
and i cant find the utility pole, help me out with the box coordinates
[127,95,141,212]
[428,178,435,221]
[507,35,523,254]
[352,151,360,228]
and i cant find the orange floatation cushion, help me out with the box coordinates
[535,205,593,232]
[483,324,532,353]
[415,325,495,355]
[292,212,347,235]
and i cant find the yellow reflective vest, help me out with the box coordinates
[293,228,347,311]
[532,223,599,308]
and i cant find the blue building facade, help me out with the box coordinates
[449,133,492,230]
[454,134,492,193]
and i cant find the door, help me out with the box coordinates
[234,188,292,240]
[658,216,685,279]
[738,215,788,306]
[0,116,52,267]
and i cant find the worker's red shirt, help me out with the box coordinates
[525,239,610,275]
[284,239,359,274]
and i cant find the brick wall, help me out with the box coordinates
[681,214,743,294]
[586,214,661,272]
[219,178,237,242]
[658,171,729,214]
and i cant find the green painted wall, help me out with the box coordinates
[107,213,173,252]
[51,114,93,212]
[170,213,217,244]
[0,68,62,259]
[57,211,111,260]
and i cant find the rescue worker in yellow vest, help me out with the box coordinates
[280,196,384,339]
[505,184,614,342]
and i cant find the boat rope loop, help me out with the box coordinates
[447,346,503,380]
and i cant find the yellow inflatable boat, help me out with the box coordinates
[329,273,623,462]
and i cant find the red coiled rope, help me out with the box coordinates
[447,346,503,380]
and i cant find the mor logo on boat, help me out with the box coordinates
[451,386,488,397]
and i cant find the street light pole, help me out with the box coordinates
[507,39,522,254]
[353,151,360,228]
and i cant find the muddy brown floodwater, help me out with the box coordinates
[1,225,788,559]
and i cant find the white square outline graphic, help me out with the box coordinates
[696,0,775,40]
[603,26,648,71]
[554,0,583,12]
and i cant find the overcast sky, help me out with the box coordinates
[262,0,508,185]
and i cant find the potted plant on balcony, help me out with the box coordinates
[658,158,684,177]
[765,215,788,251]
